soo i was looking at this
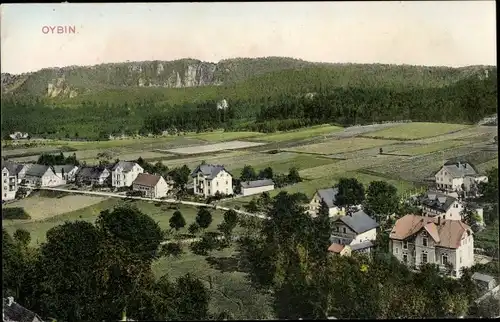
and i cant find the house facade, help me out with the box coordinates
[53,165,79,184]
[434,162,487,193]
[132,173,170,198]
[389,214,474,278]
[329,209,379,254]
[23,164,64,187]
[2,161,19,201]
[15,164,32,184]
[191,164,233,197]
[419,191,484,225]
[240,179,274,196]
[76,166,111,186]
[3,297,44,322]
[309,187,346,217]
[111,161,144,188]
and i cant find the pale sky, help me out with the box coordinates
[0,1,497,74]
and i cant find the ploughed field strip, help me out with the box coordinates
[159,140,267,155]
[283,137,399,155]
[359,122,471,140]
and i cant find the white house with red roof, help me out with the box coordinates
[389,214,474,277]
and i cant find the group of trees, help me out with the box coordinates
[2,204,228,321]
[36,152,79,166]
[234,191,497,319]
[1,69,496,139]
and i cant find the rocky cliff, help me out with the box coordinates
[1,57,312,98]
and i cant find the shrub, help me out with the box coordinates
[2,207,31,220]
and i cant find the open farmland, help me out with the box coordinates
[2,193,109,223]
[186,130,265,142]
[285,137,398,155]
[390,139,472,156]
[476,158,499,172]
[257,124,343,142]
[412,125,497,144]
[161,140,267,155]
[361,122,471,140]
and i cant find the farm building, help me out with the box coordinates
[111,161,144,188]
[2,160,19,201]
[240,179,275,196]
[329,209,379,254]
[191,164,233,197]
[76,166,111,186]
[3,297,44,322]
[53,165,79,183]
[434,162,488,194]
[389,214,474,278]
[23,164,64,187]
[132,173,170,198]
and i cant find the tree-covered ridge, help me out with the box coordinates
[1,56,496,100]
[2,69,495,140]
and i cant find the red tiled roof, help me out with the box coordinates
[389,214,471,249]
[328,243,345,253]
[133,173,162,187]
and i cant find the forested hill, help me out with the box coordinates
[1,56,496,101]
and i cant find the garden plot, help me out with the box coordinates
[258,125,343,142]
[285,137,397,155]
[2,194,109,222]
[361,122,470,140]
[161,140,267,155]
[327,142,418,159]
[391,139,472,156]
[412,125,497,144]
[1,145,64,157]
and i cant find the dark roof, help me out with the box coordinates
[241,179,274,189]
[316,187,339,208]
[76,166,109,179]
[420,190,457,213]
[111,161,139,172]
[14,164,26,175]
[190,164,227,179]
[350,240,374,251]
[442,162,478,178]
[1,160,18,174]
[52,165,77,173]
[133,173,162,187]
[334,210,379,234]
[24,164,50,177]
[3,297,44,322]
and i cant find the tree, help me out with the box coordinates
[190,232,220,256]
[161,243,183,258]
[169,210,186,231]
[195,207,213,229]
[287,167,302,184]
[188,222,200,235]
[311,200,333,263]
[13,229,31,247]
[365,181,399,222]
[173,274,210,321]
[460,203,482,231]
[471,295,500,318]
[244,199,259,213]
[479,167,498,203]
[15,187,28,199]
[335,178,365,213]
[95,205,164,262]
[260,166,274,179]
[240,165,257,182]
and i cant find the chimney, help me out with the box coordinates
[464,163,467,168]
[457,161,461,168]
[437,216,441,226]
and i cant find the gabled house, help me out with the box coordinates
[419,190,484,224]
[3,297,44,322]
[308,187,362,218]
[389,214,474,277]
[191,164,233,197]
[329,209,379,254]
[75,166,111,186]
[240,179,274,196]
[53,165,79,184]
[435,162,488,193]
[2,160,19,201]
[111,161,144,188]
[132,173,170,198]
[14,164,32,184]
[23,164,64,187]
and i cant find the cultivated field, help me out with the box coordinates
[257,124,343,142]
[285,137,398,155]
[391,139,472,156]
[2,193,109,223]
[186,131,265,142]
[162,140,267,155]
[362,122,471,140]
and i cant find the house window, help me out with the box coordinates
[207,181,211,187]
[216,181,219,187]
[342,227,346,233]
[395,248,399,254]
[208,189,211,195]
[225,181,228,185]
[403,254,408,263]
[403,241,408,249]
[422,237,428,247]
[422,253,428,264]
[442,254,448,265]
